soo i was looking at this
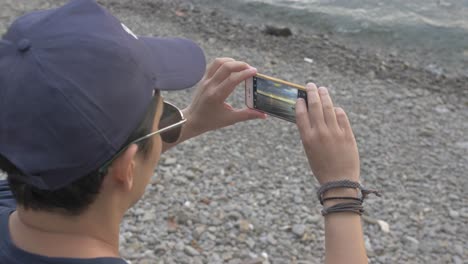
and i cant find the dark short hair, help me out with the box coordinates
[0,92,160,216]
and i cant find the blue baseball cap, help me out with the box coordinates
[0,0,206,190]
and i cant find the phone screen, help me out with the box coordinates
[253,76,307,123]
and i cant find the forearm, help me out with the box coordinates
[323,189,368,264]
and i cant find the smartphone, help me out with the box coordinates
[245,73,308,123]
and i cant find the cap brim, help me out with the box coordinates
[140,36,206,91]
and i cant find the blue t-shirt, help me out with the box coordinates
[0,180,128,264]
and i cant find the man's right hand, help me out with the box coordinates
[295,83,360,185]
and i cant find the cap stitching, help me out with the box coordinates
[39,57,117,152]
[29,50,118,155]
[0,49,23,145]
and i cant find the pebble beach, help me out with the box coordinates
[1,0,467,263]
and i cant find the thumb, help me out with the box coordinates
[228,107,267,124]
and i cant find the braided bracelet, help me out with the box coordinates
[321,201,364,216]
[317,180,380,205]
[321,196,363,205]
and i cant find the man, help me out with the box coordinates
[0,0,374,263]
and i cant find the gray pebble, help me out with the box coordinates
[449,209,460,219]
[245,237,256,249]
[184,245,200,256]
[453,256,463,264]
[292,224,306,237]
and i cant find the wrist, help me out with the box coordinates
[181,108,204,140]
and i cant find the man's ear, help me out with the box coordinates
[107,144,139,191]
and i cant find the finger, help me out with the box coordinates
[224,102,234,111]
[211,61,251,86]
[295,98,311,136]
[214,66,257,100]
[335,107,353,134]
[318,86,339,129]
[228,107,267,124]
[205,58,235,79]
[306,83,324,127]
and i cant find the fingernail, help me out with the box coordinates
[319,87,328,94]
[335,107,343,113]
[306,83,315,90]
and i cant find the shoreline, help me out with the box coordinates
[198,0,468,79]
[112,0,468,102]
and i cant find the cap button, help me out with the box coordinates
[17,39,31,52]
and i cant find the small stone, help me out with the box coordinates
[293,196,303,203]
[455,141,468,149]
[364,236,374,257]
[449,209,460,219]
[184,170,196,180]
[184,245,200,256]
[242,257,263,264]
[441,223,457,234]
[454,244,464,256]
[226,211,243,221]
[404,236,419,244]
[403,236,419,252]
[460,210,468,218]
[154,245,166,256]
[304,57,314,64]
[204,232,216,241]
[176,210,190,225]
[208,253,222,263]
[142,211,155,222]
[163,157,177,165]
[193,225,206,239]
[292,224,305,237]
[434,105,450,113]
[223,251,234,261]
[263,25,292,37]
[453,256,463,264]
[134,208,144,216]
[245,238,255,249]
[227,258,242,264]
[267,233,277,245]
[301,232,315,242]
[307,215,321,224]
[175,241,185,251]
[238,219,251,233]
[376,219,390,233]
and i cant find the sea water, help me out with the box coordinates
[199,0,468,76]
